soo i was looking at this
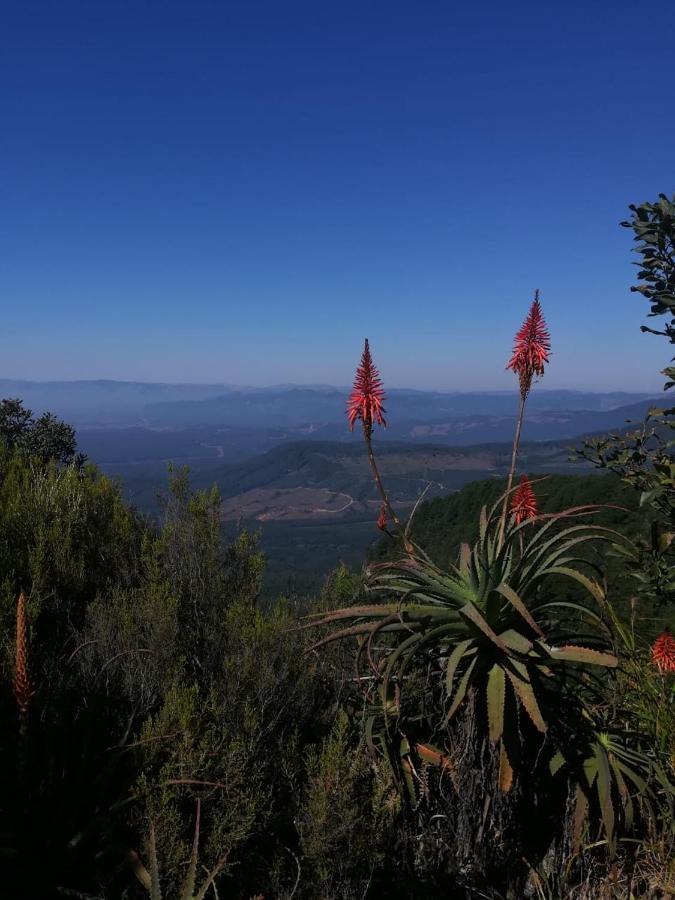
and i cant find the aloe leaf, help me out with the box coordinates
[546,644,618,667]
[445,638,474,696]
[127,848,152,891]
[392,621,466,689]
[613,758,649,795]
[522,529,620,579]
[531,600,608,632]
[537,566,605,603]
[310,621,413,651]
[401,757,418,806]
[495,583,543,636]
[572,785,589,852]
[444,656,477,724]
[302,604,402,623]
[486,664,506,742]
[594,743,616,852]
[458,601,506,650]
[498,628,534,654]
[549,750,566,776]
[504,663,547,733]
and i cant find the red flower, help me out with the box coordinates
[510,475,538,524]
[652,630,675,672]
[376,505,387,530]
[507,291,551,397]
[347,338,387,431]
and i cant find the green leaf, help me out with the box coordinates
[458,601,506,650]
[594,743,616,853]
[547,644,618,667]
[486,664,506,742]
[444,638,474,697]
[549,750,566,776]
[504,662,547,733]
[540,566,605,603]
[498,628,534,654]
[495,583,543,636]
[444,656,477,724]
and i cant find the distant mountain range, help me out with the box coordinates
[0,378,658,432]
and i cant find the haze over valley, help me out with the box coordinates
[1,378,658,594]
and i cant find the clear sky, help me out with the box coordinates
[1,1,674,392]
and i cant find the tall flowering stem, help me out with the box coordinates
[500,292,551,537]
[14,592,33,790]
[14,591,32,719]
[348,339,413,553]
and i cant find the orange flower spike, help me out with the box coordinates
[510,474,538,524]
[507,291,551,398]
[376,505,387,531]
[14,592,33,715]
[652,630,675,673]
[347,338,387,432]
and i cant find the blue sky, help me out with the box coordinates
[1,1,673,392]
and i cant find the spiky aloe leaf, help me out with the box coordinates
[458,601,507,651]
[486,664,506,742]
[532,600,609,633]
[498,628,534,654]
[546,645,618,667]
[495,583,543,636]
[611,758,634,830]
[593,742,616,853]
[400,757,419,807]
[445,638,474,696]
[539,566,605,603]
[127,849,152,892]
[572,785,589,851]
[504,660,546,733]
[383,621,464,699]
[444,656,477,724]
[549,750,565,776]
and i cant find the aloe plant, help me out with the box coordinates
[308,493,671,848]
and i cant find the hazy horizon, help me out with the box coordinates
[0,374,663,396]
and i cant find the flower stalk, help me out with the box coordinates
[348,339,413,554]
[500,291,550,537]
[14,591,32,722]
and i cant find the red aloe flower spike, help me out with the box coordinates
[506,290,551,399]
[14,592,33,716]
[652,629,675,673]
[347,338,387,432]
[376,505,387,531]
[510,475,538,525]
